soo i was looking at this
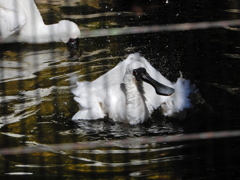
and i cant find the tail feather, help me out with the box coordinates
[72,94,105,120]
[71,81,93,97]
[72,109,105,120]
[161,77,195,118]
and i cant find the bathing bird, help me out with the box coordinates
[72,53,194,125]
[0,0,80,53]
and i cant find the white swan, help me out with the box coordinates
[72,53,195,125]
[0,0,80,52]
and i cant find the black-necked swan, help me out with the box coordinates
[0,0,80,53]
[72,53,195,125]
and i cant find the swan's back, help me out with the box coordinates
[0,0,26,39]
[93,55,137,88]
[0,0,80,43]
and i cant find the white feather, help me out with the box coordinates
[72,53,195,124]
[0,0,80,43]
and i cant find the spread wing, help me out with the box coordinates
[0,0,26,40]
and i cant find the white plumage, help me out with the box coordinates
[72,53,194,125]
[0,0,80,43]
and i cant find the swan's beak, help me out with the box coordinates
[67,38,80,58]
[133,67,175,96]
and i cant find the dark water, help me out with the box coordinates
[1,0,240,179]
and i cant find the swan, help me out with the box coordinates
[72,53,195,125]
[0,0,80,53]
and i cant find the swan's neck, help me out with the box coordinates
[123,74,148,124]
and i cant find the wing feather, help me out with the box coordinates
[0,0,26,39]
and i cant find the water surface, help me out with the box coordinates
[1,0,240,179]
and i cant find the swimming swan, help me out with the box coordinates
[0,0,80,52]
[72,53,194,125]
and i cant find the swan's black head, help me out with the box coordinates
[133,67,175,96]
[133,67,147,81]
[67,38,80,58]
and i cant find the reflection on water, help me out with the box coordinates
[1,0,240,179]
